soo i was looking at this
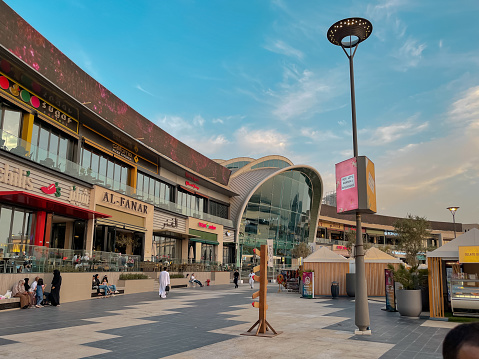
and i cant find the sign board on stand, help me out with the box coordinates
[384,269,396,312]
[302,272,314,299]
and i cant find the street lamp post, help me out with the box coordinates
[447,206,460,238]
[327,18,373,334]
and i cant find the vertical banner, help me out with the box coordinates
[267,239,274,268]
[385,269,396,312]
[302,272,314,299]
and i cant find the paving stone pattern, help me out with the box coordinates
[0,285,453,358]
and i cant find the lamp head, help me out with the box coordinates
[447,206,459,214]
[327,18,373,48]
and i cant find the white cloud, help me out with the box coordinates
[393,38,427,71]
[271,67,333,121]
[234,127,288,155]
[449,86,479,126]
[264,39,304,60]
[361,116,428,145]
[366,0,405,20]
[439,39,443,49]
[193,115,205,127]
[135,84,154,97]
[300,127,340,140]
[212,118,224,124]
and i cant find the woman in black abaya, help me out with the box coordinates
[49,269,62,306]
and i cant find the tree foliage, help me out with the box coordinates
[394,214,430,267]
[291,242,312,258]
[345,230,371,258]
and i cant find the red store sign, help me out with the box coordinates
[199,222,216,230]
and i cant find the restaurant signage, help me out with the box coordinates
[68,186,89,206]
[185,181,199,190]
[112,143,135,162]
[459,246,479,263]
[198,222,216,230]
[0,163,33,190]
[102,192,148,214]
[162,217,178,229]
[185,172,199,182]
[0,72,78,133]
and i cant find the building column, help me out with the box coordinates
[85,219,95,252]
[34,211,46,246]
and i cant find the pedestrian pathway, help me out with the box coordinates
[0,284,455,358]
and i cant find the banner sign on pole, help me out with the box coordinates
[267,239,274,268]
[302,272,314,299]
[385,269,396,312]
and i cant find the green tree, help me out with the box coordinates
[345,230,371,258]
[393,214,430,267]
[291,242,312,258]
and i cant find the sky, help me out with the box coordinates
[5,0,479,224]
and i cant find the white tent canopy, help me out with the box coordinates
[427,228,479,259]
[362,246,402,263]
[304,245,349,263]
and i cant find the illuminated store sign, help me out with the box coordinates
[102,192,148,214]
[185,172,199,182]
[112,143,137,163]
[0,163,33,190]
[0,72,78,133]
[185,181,199,190]
[199,222,216,230]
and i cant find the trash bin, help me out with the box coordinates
[331,281,339,298]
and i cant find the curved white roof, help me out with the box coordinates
[427,228,479,259]
[304,246,349,263]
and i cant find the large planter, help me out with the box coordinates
[117,279,155,294]
[346,273,355,297]
[396,289,422,317]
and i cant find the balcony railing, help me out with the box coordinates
[0,243,140,273]
[0,129,233,227]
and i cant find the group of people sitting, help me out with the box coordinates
[12,269,62,309]
[92,274,119,296]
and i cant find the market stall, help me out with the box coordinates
[427,228,479,318]
[350,247,402,296]
[303,246,349,296]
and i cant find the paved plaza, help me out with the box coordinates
[0,285,456,358]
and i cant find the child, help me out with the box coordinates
[35,278,44,308]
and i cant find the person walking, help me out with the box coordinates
[233,269,239,288]
[248,270,255,289]
[158,267,170,299]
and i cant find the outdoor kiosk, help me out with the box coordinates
[304,246,349,296]
[427,228,479,318]
[350,247,402,296]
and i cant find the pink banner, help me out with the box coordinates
[335,157,358,213]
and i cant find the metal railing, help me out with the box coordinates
[0,243,140,273]
[0,129,232,226]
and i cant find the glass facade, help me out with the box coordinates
[225,160,250,171]
[238,170,313,267]
[251,159,290,170]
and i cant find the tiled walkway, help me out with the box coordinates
[0,285,455,358]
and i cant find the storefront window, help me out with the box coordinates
[153,235,179,262]
[0,206,36,245]
[82,147,130,186]
[177,189,207,215]
[0,206,13,245]
[201,243,215,262]
[209,200,228,219]
[0,107,22,148]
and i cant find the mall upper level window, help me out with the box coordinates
[251,159,290,170]
[178,188,208,214]
[137,172,174,203]
[209,200,229,219]
[31,121,75,162]
[0,104,22,147]
[81,146,129,187]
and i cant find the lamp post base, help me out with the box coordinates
[354,329,372,335]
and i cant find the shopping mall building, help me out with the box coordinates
[0,2,471,274]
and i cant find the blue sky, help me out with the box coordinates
[6,0,479,224]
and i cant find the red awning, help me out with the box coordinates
[0,191,111,220]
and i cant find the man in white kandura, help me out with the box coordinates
[158,267,170,299]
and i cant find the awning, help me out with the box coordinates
[153,228,200,240]
[189,238,219,245]
[0,191,111,220]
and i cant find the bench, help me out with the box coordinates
[91,288,125,298]
[0,298,21,310]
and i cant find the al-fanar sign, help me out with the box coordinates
[335,156,376,214]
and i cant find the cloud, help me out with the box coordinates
[264,39,304,60]
[234,127,288,155]
[361,116,428,145]
[271,67,335,121]
[393,38,426,71]
[366,0,405,20]
[448,86,479,126]
[300,127,340,140]
[212,118,224,124]
[193,115,205,127]
[135,84,155,97]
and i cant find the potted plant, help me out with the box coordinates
[388,264,427,317]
